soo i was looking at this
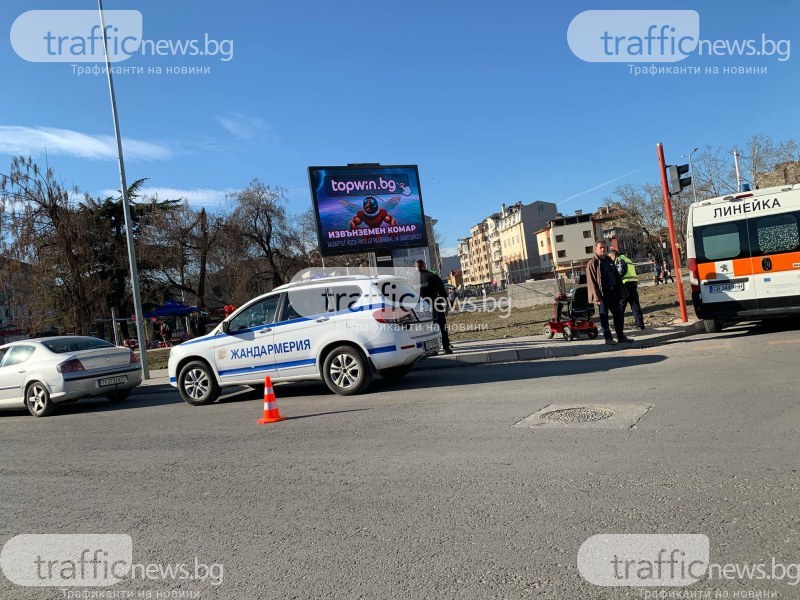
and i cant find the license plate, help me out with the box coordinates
[424,339,440,351]
[98,376,126,387]
[709,282,745,294]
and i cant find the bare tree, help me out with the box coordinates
[0,157,101,334]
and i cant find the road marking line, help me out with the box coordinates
[768,339,800,345]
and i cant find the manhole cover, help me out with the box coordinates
[538,407,614,423]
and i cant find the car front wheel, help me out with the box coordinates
[178,361,220,405]
[26,382,54,417]
[322,346,372,396]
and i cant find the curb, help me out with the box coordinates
[132,321,706,389]
[417,321,705,371]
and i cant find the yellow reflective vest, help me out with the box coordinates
[618,254,638,284]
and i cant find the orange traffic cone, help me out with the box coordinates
[257,376,286,424]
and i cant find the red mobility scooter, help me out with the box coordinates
[543,281,599,341]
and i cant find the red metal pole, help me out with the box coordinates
[656,143,689,323]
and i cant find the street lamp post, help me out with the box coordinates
[682,147,699,204]
[97,0,149,378]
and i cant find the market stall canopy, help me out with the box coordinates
[144,299,202,318]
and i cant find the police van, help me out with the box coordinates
[686,183,800,332]
[167,275,442,404]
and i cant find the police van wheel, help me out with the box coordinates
[323,346,372,396]
[178,361,220,405]
[703,319,722,333]
[379,365,412,380]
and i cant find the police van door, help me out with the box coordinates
[213,294,280,385]
[746,191,800,313]
[273,287,334,379]
[693,208,757,316]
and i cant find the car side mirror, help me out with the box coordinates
[221,321,230,334]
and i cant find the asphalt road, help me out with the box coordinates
[1,321,799,600]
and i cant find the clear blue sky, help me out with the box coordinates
[1,0,797,255]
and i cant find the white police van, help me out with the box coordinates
[168,275,442,404]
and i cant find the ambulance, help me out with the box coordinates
[686,183,800,332]
[167,274,442,404]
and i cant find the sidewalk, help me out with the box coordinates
[140,320,704,386]
[422,320,704,370]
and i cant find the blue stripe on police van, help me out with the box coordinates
[179,303,389,346]
[218,358,316,378]
[169,376,176,383]
[367,345,397,355]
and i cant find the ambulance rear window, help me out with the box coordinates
[696,221,745,261]
[752,213,799,256]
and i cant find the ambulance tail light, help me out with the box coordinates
[687,258,700,293]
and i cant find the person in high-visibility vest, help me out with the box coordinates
[609,249,645,330]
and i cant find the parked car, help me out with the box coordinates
[168,274,442,404]
[0,336,142,417]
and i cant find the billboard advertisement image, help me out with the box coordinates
[308,165,428,257]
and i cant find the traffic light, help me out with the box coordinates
[666,164,691,196]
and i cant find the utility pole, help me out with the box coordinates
[98,0,149,378]
[733,150,743,192]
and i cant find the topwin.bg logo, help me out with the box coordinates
[568,10,791,63]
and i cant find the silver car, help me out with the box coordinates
[0,336,143,417]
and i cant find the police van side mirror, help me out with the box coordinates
[221,321,230,334]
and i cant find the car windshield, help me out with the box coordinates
[41,338,115,354]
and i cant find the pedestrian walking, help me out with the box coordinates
[587,240,631,346]
[159,321,171,347]
[663,258,675,283]
[415,259,453,354]
[650,257,662,285]
[609,249,645,331]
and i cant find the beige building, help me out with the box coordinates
[535,211,602,275]
[467,221,492,286]
[457,238,472,287]
[498,201,558,283]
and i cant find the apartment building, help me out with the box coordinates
[498,201,558,283]
[535,211,602,275]
[457,237,472,285]
[467,221,492,286]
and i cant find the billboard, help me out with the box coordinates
[308,165,428,257]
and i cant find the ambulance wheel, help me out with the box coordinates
[587,328,599,339]
[703,319,722,333]
[178,361,220,405]
[323,345,372,395]
[562,326,574,341]
[543,325,554,339]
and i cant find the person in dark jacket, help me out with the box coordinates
[586,241,632,345]
[415,260,452,354]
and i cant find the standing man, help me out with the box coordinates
[415,260,453,354]
[586,241,632,346]
[609,249,645,331]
